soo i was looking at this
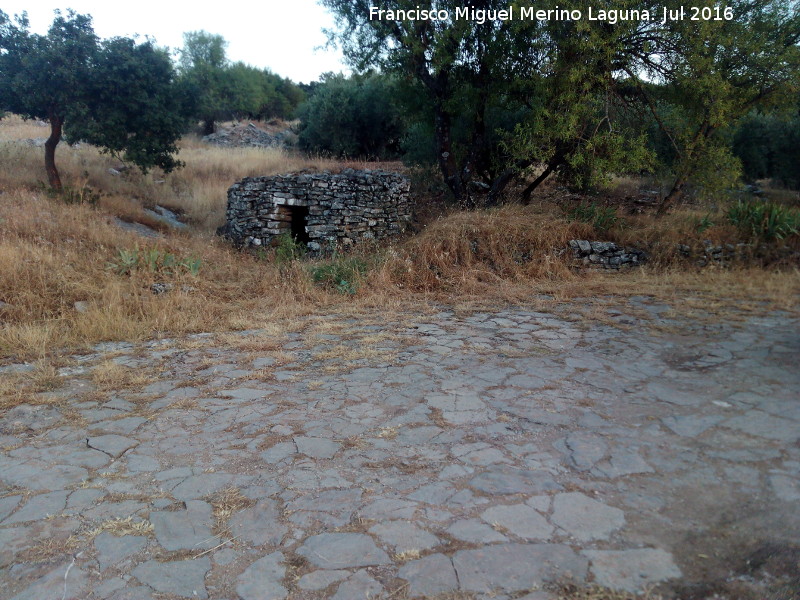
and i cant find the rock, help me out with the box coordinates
[9,562,89,600]
[150,500,215,551]
[583,548,681,592]
[73,301,90,313]
[2,490,68,524]
[369,521,440,552]
[229,500,286,546]
[94,532,148,571]
[398,553,459,597]
[294,436,340,459]
[297,569,350,591]
[481,503,553,540]
[447,519,508,543]
[87,434,139,458]
[236,552,287,600]
[297,533,391,568]
[550,492,625,541]
[331,570,383,600]
[453,544,588,592]
[132,558,210,598]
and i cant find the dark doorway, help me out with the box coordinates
[288,205,310,245]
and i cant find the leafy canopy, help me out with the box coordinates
[0,9,191,189]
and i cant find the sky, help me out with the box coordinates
[2,0,350,83]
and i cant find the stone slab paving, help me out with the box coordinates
[0,300,798,599]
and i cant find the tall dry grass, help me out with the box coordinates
[1,114,798,361]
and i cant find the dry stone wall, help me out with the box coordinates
[222,169,412,254]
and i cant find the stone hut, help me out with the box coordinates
[222,169,412,254]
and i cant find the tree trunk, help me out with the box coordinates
[521,154,564,205]
[657,176,687,216]
[45,114,63,191]
[433,106,464,203]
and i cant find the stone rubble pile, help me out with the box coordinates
[222,169,412,254]
[202,123,293,148]
[569,240,647,269]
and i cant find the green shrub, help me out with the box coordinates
[308,257,369,295]
[108,247,201,276]
[273,232,306,265]
[565,202,620,233]
[725,200,800,241]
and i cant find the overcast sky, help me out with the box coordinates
[2,1,349,83]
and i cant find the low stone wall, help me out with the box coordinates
[221,169,412,254]
[569,240,647,269]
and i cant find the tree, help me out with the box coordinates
[297,73,404,158]
[630,0,800,213]
[178,32,306,132]
[0,9,190,190]
[178,31,230,135]
[322,0,663,204]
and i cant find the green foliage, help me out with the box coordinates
[694,214,715,234]
[734,109,800,189]
[565,202,620,233]
[308,257,369,295]
[725,201,800,241]
[297,73,404,159]
[108,247,201,276]
[178,31,304,133]
[0,9,190,188]
[273,232,307,265]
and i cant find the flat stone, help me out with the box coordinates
[94,532,148,571]
[398,553,459,597]
[0,463,88,490]
[294,436,340,459]
[1,404,62,433]
[564,432,608,470]
[106,587,155,600]
[369,521,440,552]
[229,499,287,546]
[583,548,682,593]
[236,552,287,600]
[91,577,126,598]
[91,416,147,435]
[770,474,800,502]
[447,519,507,543]
[132,557,210,599]
[454,543,588,592]
[221,387,270,401]
[662,414,724,437]
[359,498,418,520]
[298,533,391,568]
[0,495,21,521]
[297,569,350,591]
[126,454,160,472]
[88,434,139,458]
[482,503,553,540]
[331,570,383,600]
[3,490,68,524]
[9,562,89,600]
[724,411,800,442]
[169,473,239,501]
[470,467,561,495]
[551,493,625,541]
[150,500,215,551]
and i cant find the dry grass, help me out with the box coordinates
[88,516,155,537]
[1,114,798,365]
[91,361,154,391]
